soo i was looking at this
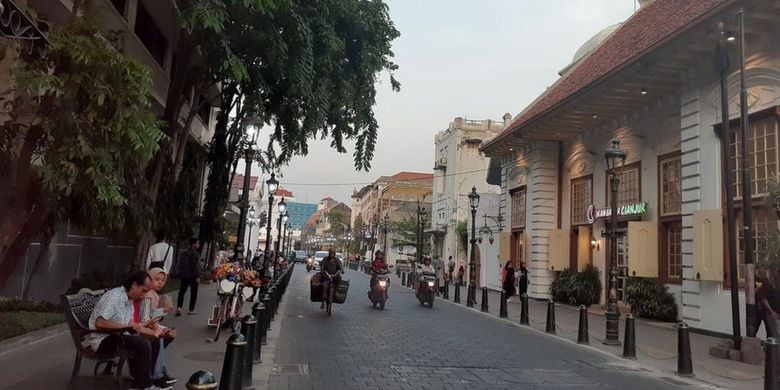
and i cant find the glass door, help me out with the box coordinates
[615,229,628,302]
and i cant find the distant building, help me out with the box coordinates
[229,174,263,252]
[430,116,511,284]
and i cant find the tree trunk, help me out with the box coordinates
[21,212,58,299]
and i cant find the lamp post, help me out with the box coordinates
[382,215,390,255]
[274,199,287,277]
[280,212,289,258]
[234,122,260,261]
[245,206,261,256]
[262,173,279,277]
[467,187,480,308]
[604,138,626,346]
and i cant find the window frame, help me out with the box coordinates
[605,161,642,208]
[510,186,526,231]
[570,174,593,226]
[658,152,682,218]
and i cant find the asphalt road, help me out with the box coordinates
[269,266,699,390]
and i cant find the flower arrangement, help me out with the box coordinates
[241,269,263,287]
[212,261,265,287]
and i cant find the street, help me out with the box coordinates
[269,266,696,390]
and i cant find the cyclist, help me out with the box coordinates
[319,248,344,309]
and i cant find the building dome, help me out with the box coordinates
[558,22,622,76]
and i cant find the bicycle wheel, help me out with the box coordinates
[213,296,228,341]
[327,286,332,316]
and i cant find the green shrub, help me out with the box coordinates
[0,298,63,313]
[0,311,65,341]
[624,277,679,321]
[550,265,602,307]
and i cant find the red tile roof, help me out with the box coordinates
[485,0,731,149]
[276,186,294,198]
[390,171,433,182]
[232,174,259,190]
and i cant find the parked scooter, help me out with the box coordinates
[306,257,313,272]
[368,269,390,310]
[415,272,436,308]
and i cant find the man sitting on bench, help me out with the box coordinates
[86,271,169,390]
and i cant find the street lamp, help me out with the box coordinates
[280,212,289,258]
[234,122,260,261]
[274,198,287,276]
[604,138,626,346]
[262,173,279,277]
[467,186,480,308]
[245,206,261,256]
[383,215,390,255]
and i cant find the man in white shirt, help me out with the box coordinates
[146,233,173,272]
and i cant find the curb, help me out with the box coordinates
[0,322,68,356]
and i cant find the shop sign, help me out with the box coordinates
[586,202,648,224]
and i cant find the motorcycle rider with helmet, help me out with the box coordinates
[415,256,435,294]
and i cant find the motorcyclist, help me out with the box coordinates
[319,248,344,309]
[415,256,435,294]
[370,250,388,289]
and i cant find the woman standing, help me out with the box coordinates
[502,262,516,301]
[517,261,529,296]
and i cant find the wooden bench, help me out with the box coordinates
[60,288,133,388]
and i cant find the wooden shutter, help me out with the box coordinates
[548,229,570,271]
[627,221,658,278]
[499,232,512,264]
[692,209,724,282]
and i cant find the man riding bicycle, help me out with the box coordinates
[319,248,344,309]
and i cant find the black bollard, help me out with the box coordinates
[240,315,257,384]
[765,337,778,390]
[545,299,556,334]
[218,333,247,390]
[252,303,264,362]
[676,322,694,377]
[454,282,461,303]
[623,314,636,359]
[443,280,449,300]
[499,290,508,318]
[466,285,475,308]
[267,287,276,321]
[186,370,217,390]
[480,287,489,312]
[261,295,271,344]
[401,273,406,287]
[520,293,529,325]
[577,305,589,344]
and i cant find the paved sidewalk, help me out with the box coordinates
[0,281,285,390]
[388,273,763,389]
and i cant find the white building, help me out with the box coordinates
[482,0,780,337]
[431,116,510,274]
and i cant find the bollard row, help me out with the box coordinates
[184,264,296,390]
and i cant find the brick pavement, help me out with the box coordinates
[269,267,703,390]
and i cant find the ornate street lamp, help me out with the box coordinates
[245,206,262,256]
[280,212,289,258]
[274,199,287,277]
[262,173,279,276]
[604,138,626,346]
[467,186,480,308]
[235,122,260,262]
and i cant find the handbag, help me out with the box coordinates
[149,245,171,271]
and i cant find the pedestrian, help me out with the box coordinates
[762,278,780,337]
[517,261,529,296]
[457,261,466,286]
[447,256,454,281]
[502,261,516,301]
[757,276,772,337]
[175,238,201,316]
[146,231,174,273]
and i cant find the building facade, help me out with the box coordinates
[482,0,780,336]
[431,116,510,271]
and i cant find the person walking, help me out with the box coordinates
[502,261,516,301]
[517,261,529,296]
[757,276,772,337]
[457,261,466,286]
[146,232,174,273]
[175,238,201,316]
[447,256,454,281]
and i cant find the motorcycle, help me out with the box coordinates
[306,257,313,272]
[415,272,436,308]
[368,269,390,310]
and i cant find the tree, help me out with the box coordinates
[0,7,163,288]
[199,0,400,262]
[391,215,431,258]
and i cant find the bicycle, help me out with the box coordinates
[322,271,340,316]
[208,280,253,342]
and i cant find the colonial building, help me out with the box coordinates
[430,116,510,271]
[482,0,780,336]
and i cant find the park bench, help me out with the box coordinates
[60,288,133,388]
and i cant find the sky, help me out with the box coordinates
[243,0,639,205]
